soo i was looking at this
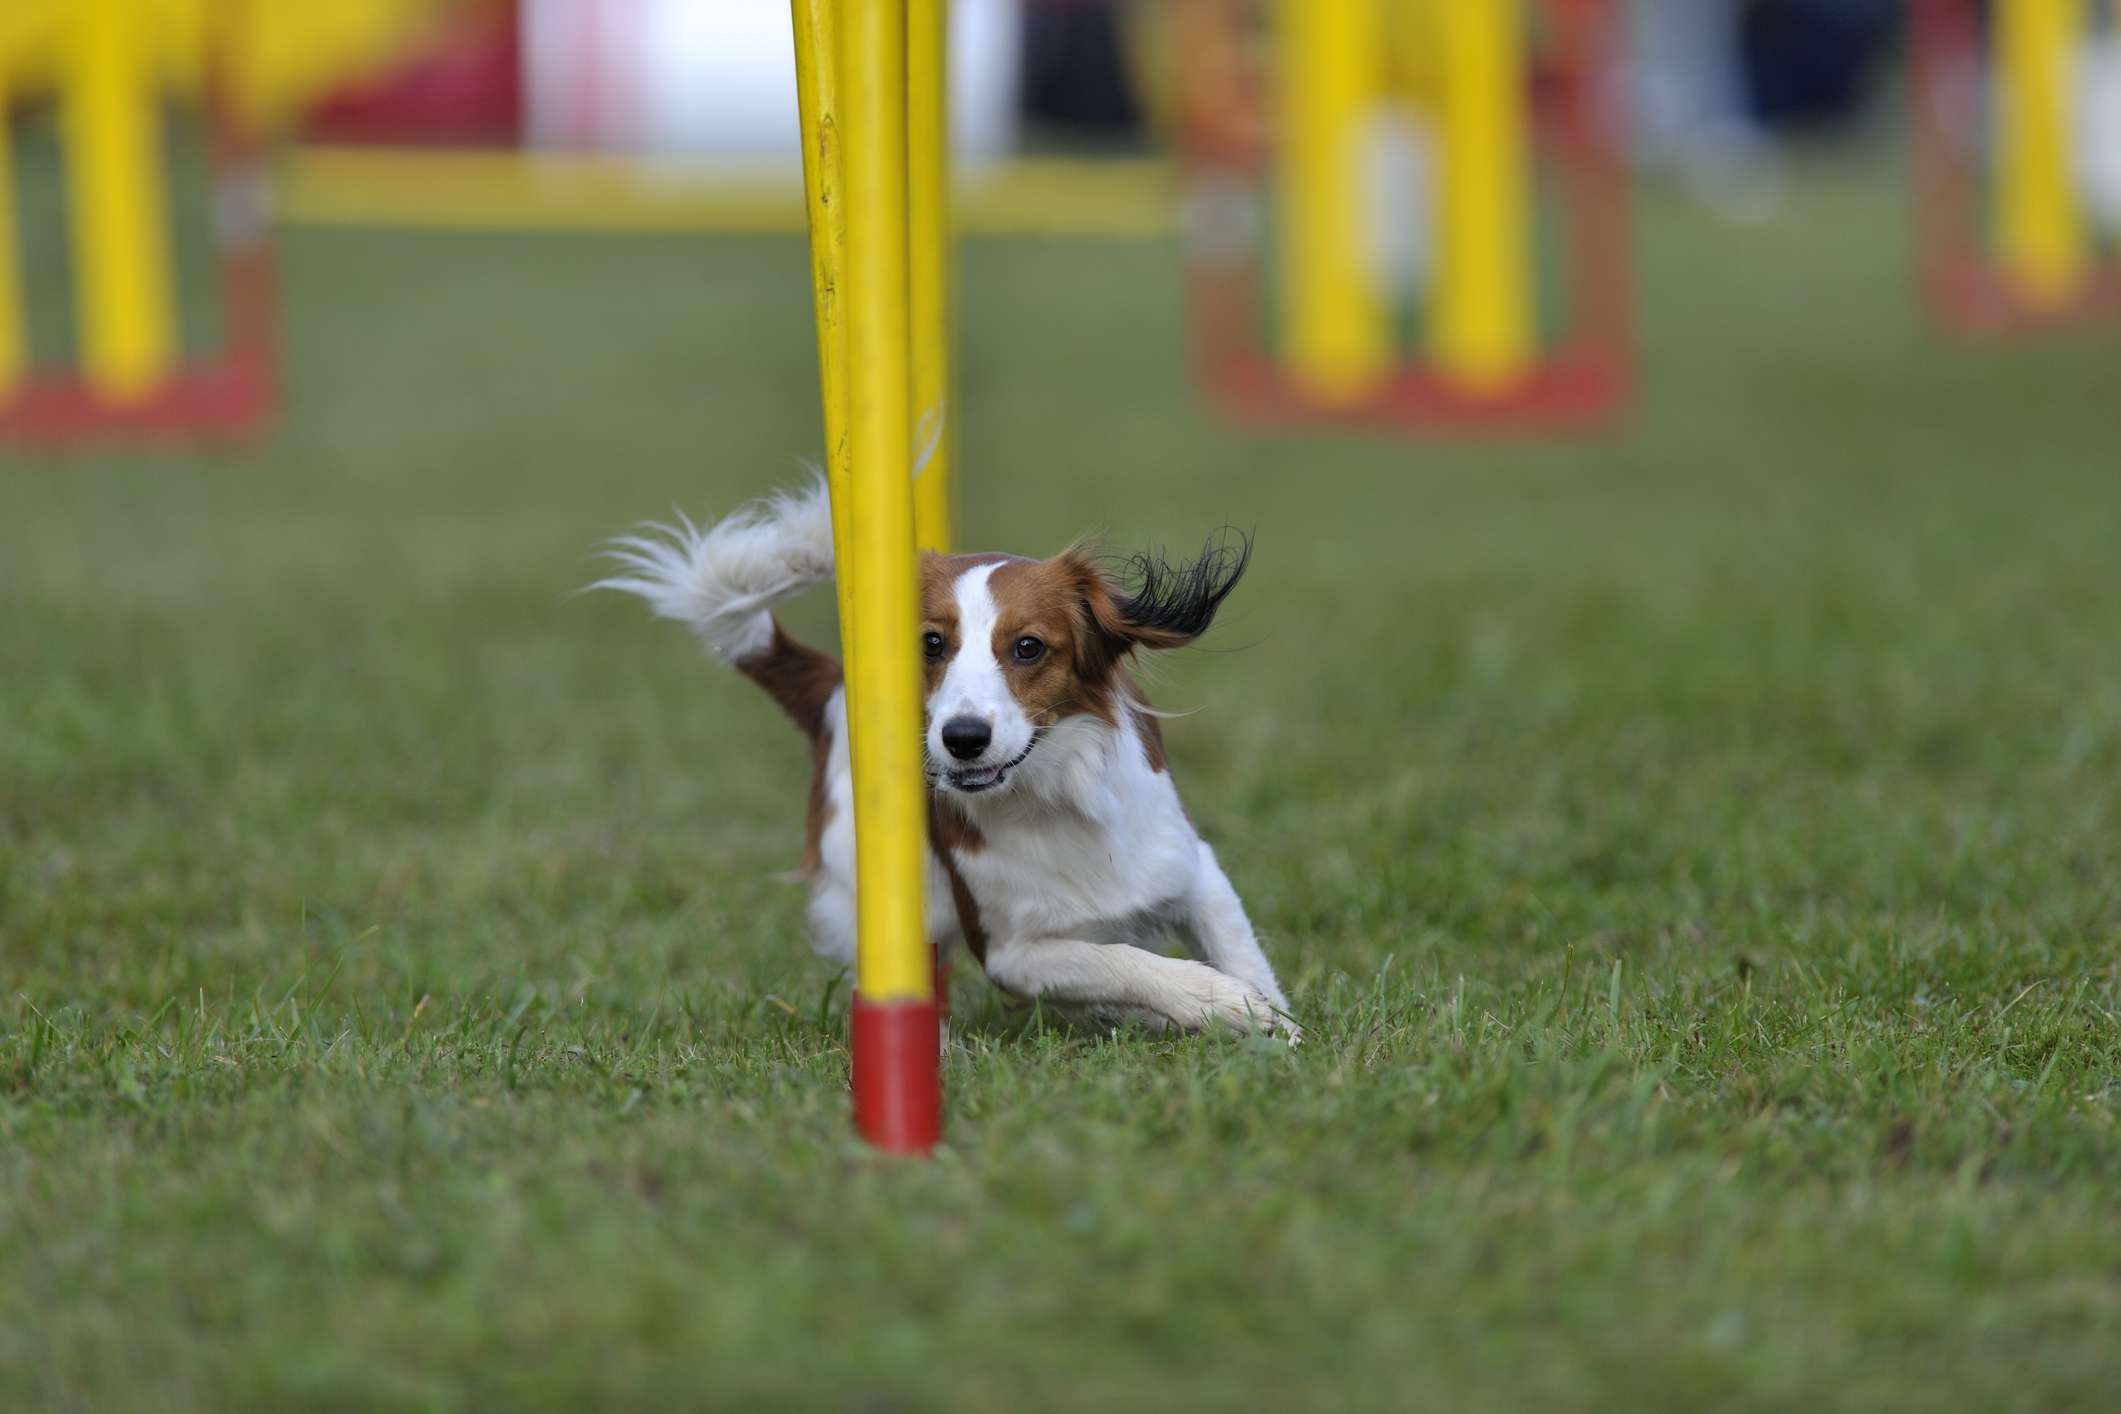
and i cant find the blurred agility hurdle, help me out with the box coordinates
[1912,0,2121,332]
[0,0,275,444]
[792,0,954,1155]
[1176,0,1630,430]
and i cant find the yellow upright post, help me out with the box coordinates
[1431,0,1535,391]
[837,0,939,1154]
[791,0,860,635]
[1274,0,1390,402]
[66,0,178,400]
[0,76,25,399]
[908,0,953,552]
[841,0,927,1012]
[1997,0,2088,308]
[839,0,931,1007]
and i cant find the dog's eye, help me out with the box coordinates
[1012,636,1046,663]
[923,632,946,661]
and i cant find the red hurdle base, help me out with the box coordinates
[1202,349,1629,432]
[1919,260,2121,337]
[0,356,274,446]
[850,995,941,1154]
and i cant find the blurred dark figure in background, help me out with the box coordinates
[1021,1,1142,141]
[1739,0,1902,131]
[1633,0,1900,218]
[1020,0,1902,160]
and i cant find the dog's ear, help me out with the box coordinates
[1057,531,1251,666]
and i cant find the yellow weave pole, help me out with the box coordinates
[1273,0,1389,402]
[66,0,178,400]
[839,0,931,1009]
[0,76,24,399]
[1997,0,2088,308]
[791,0,859,636]
[1431,0,1535,390]
[908,0,953,552]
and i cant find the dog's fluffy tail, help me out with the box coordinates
[595,477,843,737]
[596,476,835,661]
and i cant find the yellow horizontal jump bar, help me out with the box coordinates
[279,147,1175,238]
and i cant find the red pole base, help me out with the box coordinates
[850,994,941,1154]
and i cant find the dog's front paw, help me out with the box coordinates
[1193,968,1300,1043]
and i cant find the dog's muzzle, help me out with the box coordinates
[937,737,1037,794]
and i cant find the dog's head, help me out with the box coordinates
[917,534,1249,798]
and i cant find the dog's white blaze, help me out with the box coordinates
[926,561,1037,768]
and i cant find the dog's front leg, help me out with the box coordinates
[1171,843,1298,1030]
[983,935,1291,1037]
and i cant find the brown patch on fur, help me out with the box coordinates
[736,618,844,877]
[928,799,988,964]
[981,554,1123,728]
[1127,692,1167,773]
[737,618,842,740]
[802,728,832,876]
[929,793,986,855]
[1059,543,1199,654]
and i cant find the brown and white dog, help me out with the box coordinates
[599,480,1297,1039]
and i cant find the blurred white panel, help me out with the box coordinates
[525,0,1023,163]
[640,0,801,159]
[525,0,644,149]
[953,0,1024,162]
[1367,110,1434,300]
[2081,36,2121,234]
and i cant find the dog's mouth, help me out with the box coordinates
[940,738,1038,794]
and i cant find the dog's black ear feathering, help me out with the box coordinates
[1108,529,1252,648]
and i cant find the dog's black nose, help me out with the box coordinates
[941,716,991,761]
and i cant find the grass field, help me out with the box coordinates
[4,155,2119,1411]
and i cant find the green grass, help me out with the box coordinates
[4,155,2119,1412]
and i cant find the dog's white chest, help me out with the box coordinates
[952,721,1200,943]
